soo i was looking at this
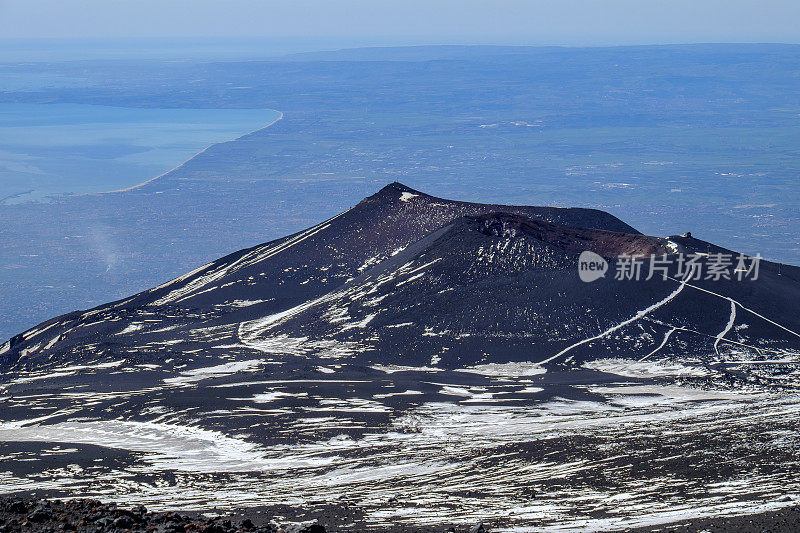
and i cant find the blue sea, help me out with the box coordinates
[0,103,281,202]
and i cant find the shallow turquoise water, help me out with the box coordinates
[0,103,281,202]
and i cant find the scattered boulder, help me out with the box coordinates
[0,497,327,533]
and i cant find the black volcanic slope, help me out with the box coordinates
[2,183,800,531]
[2,182,798,372]
[0,182,639,368]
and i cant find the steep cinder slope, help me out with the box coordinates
[0,183,639,370]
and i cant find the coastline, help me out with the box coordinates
[98,110,284,195]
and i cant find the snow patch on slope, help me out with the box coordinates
[457,362,547,377]
[164,360,264,386]
[583,358,710,378]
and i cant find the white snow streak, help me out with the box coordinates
[639,327,677,361]
[715,300,737,355]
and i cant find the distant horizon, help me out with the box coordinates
[2,0,799,54]
[2,37,800,63]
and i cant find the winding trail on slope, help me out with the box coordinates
[673,278,800,341]
[714,300,737,355]
[539,266,697,365]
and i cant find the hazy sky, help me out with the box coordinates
[2,0,800,46]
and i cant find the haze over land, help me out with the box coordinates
[3,0,800,45]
